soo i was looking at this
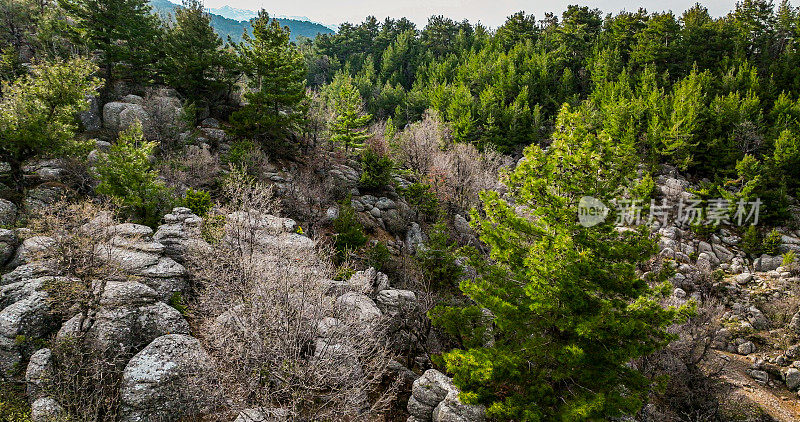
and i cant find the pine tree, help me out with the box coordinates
[434,103,686,421]
[160,0,235,113]
[0,58,102,190]
[328,74,372,152]
[228,10,307,154]
[94,122,174,227]
[58,0,162,88]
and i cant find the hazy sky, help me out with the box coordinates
[198,0,739,28]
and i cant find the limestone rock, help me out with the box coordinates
[25,348,53,398]
[335,292,382,323]
[30,397,65,422]
[786,368,800,390]
[0,229,18,267]
[7,236,56,269]
[119,334,214,422]
[432,389,485,422]
[0,199,17,227]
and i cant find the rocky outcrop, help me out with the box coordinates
[119,334,215,422]
[30,396,65,422]
[407,369,484,422]
[0,199,17,226]
[79,95,101,131]
[6,236,55,270]
[94,222,187,300]
[153,207,206,264]
[56,281,190,358]
[0,229,18,267]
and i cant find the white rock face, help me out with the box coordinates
[7,236,56,270]
[56,281,190,357]
[119,334,215,422]
[335,292,382,323]
[30,396,65,422]
[407,369,484,422]
[0,199,17,227]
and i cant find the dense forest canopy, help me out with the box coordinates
[299,0,800,223]
[2,0,800,420]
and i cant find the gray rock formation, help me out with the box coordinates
[0,229,18,267]
[30,396,65,422]
[407,369,484,422]
[119,334,215,422]
[0,199,17,227]
[56,281,189,358]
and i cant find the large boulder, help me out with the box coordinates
[0,199,17,226]
[30,397,65,422]
[0,291,56,375]
[119,334,215,422]
[23,184,67,214]
[56,281,189,358]
[153,208,207,264]
[335,292,382,323]
[0,229,18,267]
[433,389,486,422]
[103,101,152,136]
[94,223,187,300]
[407,369,458,421]
[25,348,53,398]
[6,236,56,269]
[754,254,783,272]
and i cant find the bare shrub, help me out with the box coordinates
[429,142,509,213]
[635,299,727,422]
[392,110,510,214]
[28,200,124,318]
[46,337,127,422]
[27,200,135,421]
[159,144,222,190]
[393,110,450,175]
[221,165,280,215]
[142,87,188,147]
[188,174,396,419]
[282,163,332,232]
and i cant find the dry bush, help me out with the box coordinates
[392,110,510,213]
[27,200,136,421]
[28,200,125,318]
[635,299,728,422]
[159,144,222,190]
[221,166,280,215]
[46,337,127,422]
[142,87,188,147]
[393,110,450,175]
[429,142,509,213]
[282,163,333,232]
[188,174,396,420]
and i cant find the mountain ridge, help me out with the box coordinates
[148,0,335,42]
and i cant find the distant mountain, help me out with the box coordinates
[148,0,335,43]
[207,6,336,31]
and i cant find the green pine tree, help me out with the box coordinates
[160,0,236,113]
[58,0,162,88]
[329,74,372,152]
[0,58,102,190]
[94,122,175,228]
[434,103,687,421]
[228,10,308,155]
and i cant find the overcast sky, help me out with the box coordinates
[198,0,739,28]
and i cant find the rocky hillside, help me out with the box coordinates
[0,87,799,421]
